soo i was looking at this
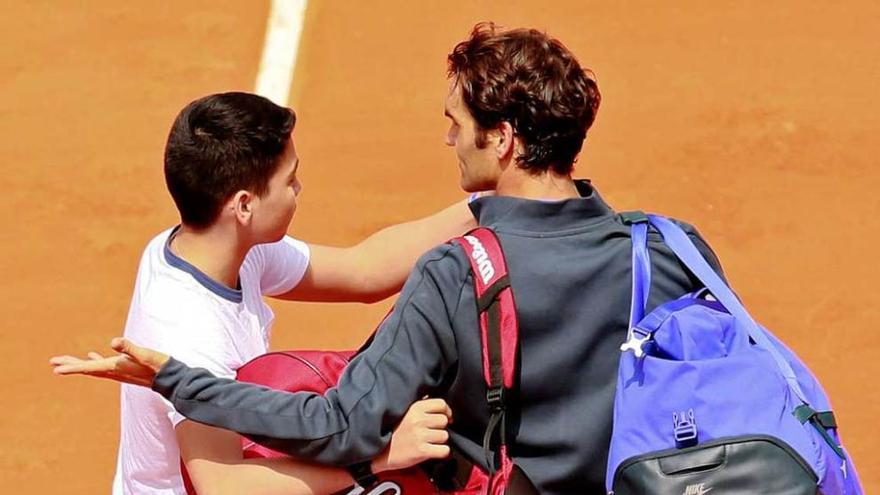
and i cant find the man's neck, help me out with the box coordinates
[494,167,579,200]
[169,223,250,289]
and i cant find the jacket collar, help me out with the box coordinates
[468,180,615,234]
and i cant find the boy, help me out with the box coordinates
[63,91,472,494]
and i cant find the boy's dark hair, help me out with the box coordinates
[447,23,601,175]
[164,92,296,228]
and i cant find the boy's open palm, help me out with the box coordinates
[50,338,169,388]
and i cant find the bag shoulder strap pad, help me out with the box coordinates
[453,228,519,390]
[453,228,519,487]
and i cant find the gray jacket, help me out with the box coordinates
[153,181,722,494]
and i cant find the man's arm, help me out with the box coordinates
[157,246,463,464]
[279,198,475,303]
[52,244,468,465]
[178,397,452,495]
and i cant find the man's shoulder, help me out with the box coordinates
[416,239,472,276]
[666,216,701,236]
[622,213,704,242]
[652,216,713,248]
[644,215,724,276]
[389,241,473,305]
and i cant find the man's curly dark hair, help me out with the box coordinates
[447,22,601,175]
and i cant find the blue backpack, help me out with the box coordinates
[607,213,863,494]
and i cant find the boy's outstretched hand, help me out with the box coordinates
[373,398,453,472]
[50,338,169,387]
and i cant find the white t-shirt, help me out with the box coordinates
[111,227,310,495]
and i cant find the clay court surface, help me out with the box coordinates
[2,1,878,492]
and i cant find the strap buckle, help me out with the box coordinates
[486,387,504,412]
[673,409,698,448]
[620,327,652,358]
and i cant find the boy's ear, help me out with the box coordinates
[230,190,253,225]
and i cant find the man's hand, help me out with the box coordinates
[50,338,170,388]
[372,398,452,473]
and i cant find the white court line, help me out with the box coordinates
[254,0,308,106]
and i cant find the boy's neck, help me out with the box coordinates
[170,223,250,290]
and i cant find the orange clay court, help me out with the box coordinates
[1,2,878,493]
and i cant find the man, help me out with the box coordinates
[54,24,723,493]
[56,91,475,494]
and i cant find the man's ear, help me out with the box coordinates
[230,190,254,225]
[495,121,516,160]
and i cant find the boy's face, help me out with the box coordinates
[444,83,499,192]
[251,135,301,243]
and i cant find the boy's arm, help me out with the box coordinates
[276,197,475,303]
[178,421,351,495]
[178,397,451,495]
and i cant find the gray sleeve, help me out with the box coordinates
[151,245,463,466]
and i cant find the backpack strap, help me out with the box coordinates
[620,211,652,358]
[453,228,519,490]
